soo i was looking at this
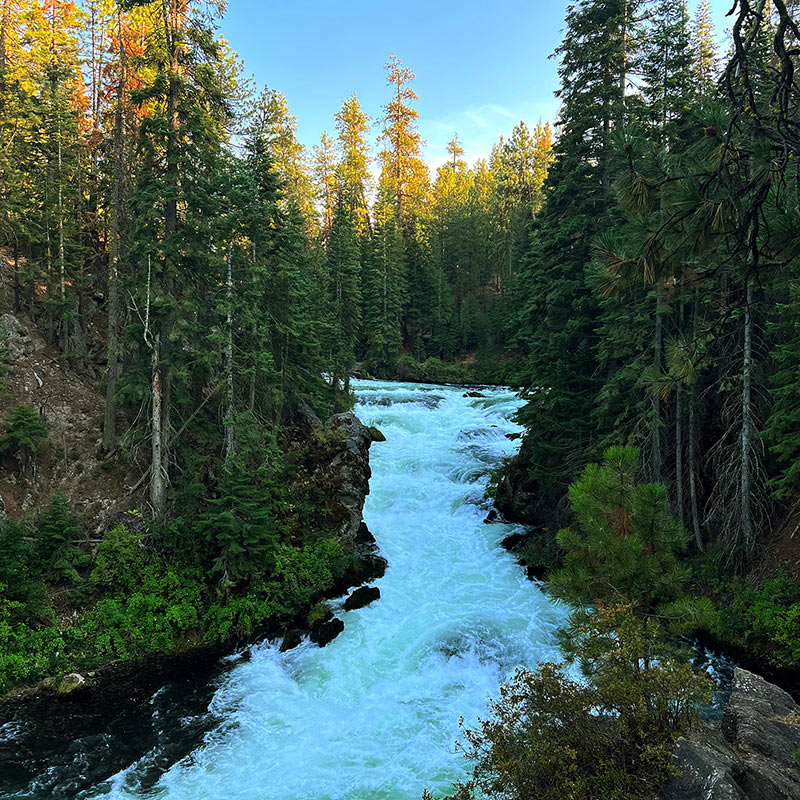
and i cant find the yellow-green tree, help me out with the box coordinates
[691,0,718,94]
[335,92,372,234]
[378,54,428,224]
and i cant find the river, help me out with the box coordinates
[4,379,568,800]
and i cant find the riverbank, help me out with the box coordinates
[0,408,385,700]
[493,471,800,701]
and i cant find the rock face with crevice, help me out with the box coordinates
[663,668,800,800]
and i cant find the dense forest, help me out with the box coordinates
[0,0,552,689]
[1,0,800,796]
[438,1,800,797]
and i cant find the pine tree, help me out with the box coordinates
[361,196,407,369]
[509,0,640,499]
[313,131,338,241]
[378,55,428,224]
[335,93,372,234]
[326,198,362,392]
[639,0,694,140]
[124,0,232,514]
[548,446,691,622]
[691,0,718,94]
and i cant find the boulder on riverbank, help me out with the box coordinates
[57,673,86,695]
[279,630,305,653]
[663,668,800,800]
[344,586,380,611]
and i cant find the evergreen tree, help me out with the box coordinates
[548,446,691,622]
[313,131,338,241]
[691,0,718,94]
[327,198,362,391]
[335,93,372,234]
[378,55,428,224]
[509,0,640,500]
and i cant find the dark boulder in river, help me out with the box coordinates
[310,618,345,647]
[463,391,486,398]
[344,586,380,611]
[280,630,305,653]
[663,667,800,800]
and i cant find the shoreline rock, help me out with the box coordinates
[663,668,800,800]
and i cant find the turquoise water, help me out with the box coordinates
[95,379,567,800]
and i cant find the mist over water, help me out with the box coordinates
[92,380,567,799]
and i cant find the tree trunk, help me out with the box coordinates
[740,279,754,558]
[224,239,235,464]
[12,239,20,314]
[150,331,165,514]
[103,10,126,453]
[688,287,703,551]
[651,289,664,482]
[675,386,685,525]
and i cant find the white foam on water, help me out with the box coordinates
[95,379,567,800]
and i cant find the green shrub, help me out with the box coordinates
[84,562,205,660]
[36,494,88,583]
[716,574,800,669]
[0,405,48,471]
[91,525,150,595]
[0,519,39,604]
[431,606,712,800]
[0,590,68,691]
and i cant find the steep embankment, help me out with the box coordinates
[0,311,132,532]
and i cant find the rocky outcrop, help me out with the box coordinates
[663,668,800,800]
[310,618,344,647]
[319,412,375,548]
[0,313,34,360]
[494,450,546,526]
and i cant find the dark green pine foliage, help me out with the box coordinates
[403,221,442,360]
[510,0,639,497]
[326,197,362,391]
[638,0,695,142]
[270,200,332,418]
[548,446,691,623]
[35,494,87,583]
[198,465,283,588]
[361,200,407,370]
[0,405,48,473]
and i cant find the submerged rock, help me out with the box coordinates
[310,618,344,647]
[664,668,800,800]
[344,586,380,611]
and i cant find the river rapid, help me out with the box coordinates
[3,379,568,800]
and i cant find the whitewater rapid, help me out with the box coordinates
[97,379,567,799]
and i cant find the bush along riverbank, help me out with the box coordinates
[494,443,800,699]
[0,408,386,701]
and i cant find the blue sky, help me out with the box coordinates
[220,1,734,172]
